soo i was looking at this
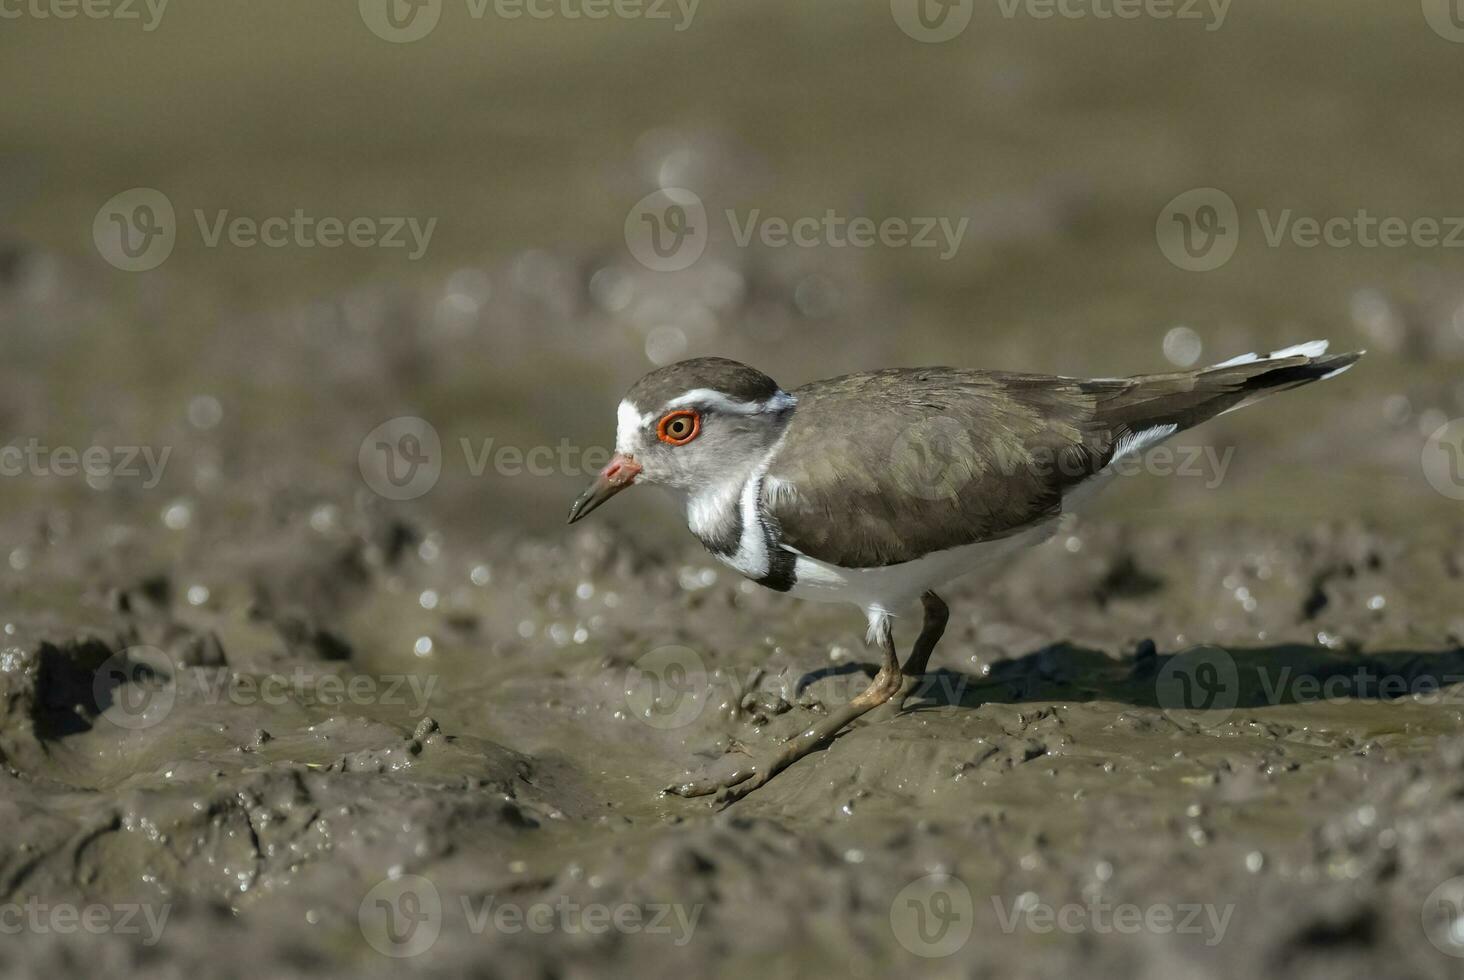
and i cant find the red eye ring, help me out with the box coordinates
[656,409,701,446]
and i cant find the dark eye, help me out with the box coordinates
[656,409,701,446]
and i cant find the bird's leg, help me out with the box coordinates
[896,591,949,711]
[664,621,904,805]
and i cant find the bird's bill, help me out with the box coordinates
[566,453,642,524]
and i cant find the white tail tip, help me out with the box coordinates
[1210,339,1330,370]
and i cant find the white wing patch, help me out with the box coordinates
[1210,339,1329,370]
[1109,423,1179,465]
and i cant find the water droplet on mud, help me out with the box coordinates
[309,505,339,533]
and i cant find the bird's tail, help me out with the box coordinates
[1085,340,1363,450]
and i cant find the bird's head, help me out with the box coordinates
[566,357,796,523]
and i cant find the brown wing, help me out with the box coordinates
[764,351,1360,569]
[763,368,1107,568]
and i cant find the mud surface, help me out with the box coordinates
[6,1,1464,977]
[4,497,1464,978]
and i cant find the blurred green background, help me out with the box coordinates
[1,0,1460,545]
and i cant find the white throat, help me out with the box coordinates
[685,434,787,580]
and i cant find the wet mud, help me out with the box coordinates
[4,498,1464,978]
[5,3,1464,976]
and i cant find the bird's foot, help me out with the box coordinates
[893,672,926,714]
[663,685,897,806]
[663,758,760,799]
[664,752,787,809]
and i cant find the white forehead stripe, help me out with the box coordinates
[664,388,797,415]
[615,400,650,454]
[617,389,797,453]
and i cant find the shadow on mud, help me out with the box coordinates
[825,642,1464,715]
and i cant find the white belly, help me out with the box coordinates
[782,519,1059,617]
